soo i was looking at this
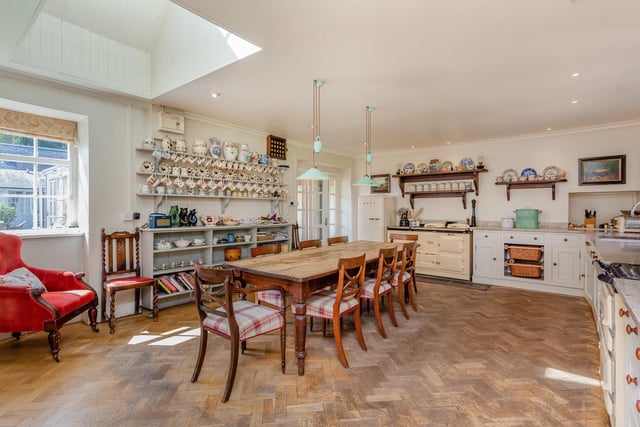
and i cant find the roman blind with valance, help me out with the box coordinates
[0,108,76,142]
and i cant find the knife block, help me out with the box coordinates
[585,216,596,228]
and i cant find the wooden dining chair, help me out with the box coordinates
[299,239,322,250]
[191,265,286,403]
[388,233,419,293]
[101,228,158,334]
[306,253,367,368]
[361,246,398,338]
[392,241,418,319]
[251,244,284,308]
[327,236,348,246]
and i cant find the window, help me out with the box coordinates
[0,132,73,230]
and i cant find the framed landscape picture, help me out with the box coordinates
[578,155,626,185]
[371,174,390,193]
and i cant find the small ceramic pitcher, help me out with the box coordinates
[238,144,250,162]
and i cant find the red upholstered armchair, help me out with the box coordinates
[0,232,99,361]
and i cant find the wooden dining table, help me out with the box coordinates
[223,240,396,375]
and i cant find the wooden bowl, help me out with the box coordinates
[224,248,241,261]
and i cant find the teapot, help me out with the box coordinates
[223,142,239,161]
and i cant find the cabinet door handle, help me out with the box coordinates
[620,308,630,318]
[484,234,488,238]
[563,238,568,242]
[636,348,640,360]
[628,324,639,335]
[628,374,638,385]
[533,237,538,240]
[553,262,557,266]
[492,257,496,261]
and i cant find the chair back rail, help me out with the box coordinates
[327,236,349,246]
[299,239,322,250]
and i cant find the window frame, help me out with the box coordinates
[0,129,78,234]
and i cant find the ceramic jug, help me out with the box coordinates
[223,142,239,161]
[209,137,222,158]
[258,153,270,165]
[169,205,180,227]
[227,233,236,243]
[238,144,250,163]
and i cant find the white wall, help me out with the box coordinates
[0,71,355,321]
[352,122,640,232]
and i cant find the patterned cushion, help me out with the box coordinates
[361,277,392,299]
[305,292,359,319]
[392,271,411,287]
[0,267,47,291]
[203,299,283,341]
[257,290,284,308]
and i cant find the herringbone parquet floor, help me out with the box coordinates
[0,279,608,426]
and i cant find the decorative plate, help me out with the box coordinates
[403,163,416,174]
[543,165,560,180]
[502,168,518,181]
[429,159,441,172]
[459,157,475,170]
[158,162,171,174]
[141,160,154,173]
[441,161,454,171]
[417,163,428,173]
[520,168,537,177]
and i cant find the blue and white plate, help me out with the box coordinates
[459,157,475,170]
[520,168,537,177]
[403,163,416,174]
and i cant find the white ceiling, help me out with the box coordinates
[2,0,640,155]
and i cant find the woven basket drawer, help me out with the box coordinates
[504,244,543,261]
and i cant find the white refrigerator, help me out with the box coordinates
[357,195,396,242]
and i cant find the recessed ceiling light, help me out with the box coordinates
[446,141,451,145]
[410,145,416,149]
[546,127,553,131]
[571,72,581,78]
[211,92,221,98]
[571,100,579,104]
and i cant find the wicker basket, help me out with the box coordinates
[504,244,543,261]
[508,262,543,278]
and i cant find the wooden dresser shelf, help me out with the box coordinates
[495,179,567,201]
[393,168,487,209]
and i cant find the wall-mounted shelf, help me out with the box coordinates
[495,179,567,201]
[392,169,487,209]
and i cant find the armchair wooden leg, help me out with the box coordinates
[47,330,61,362]
[191,328,208,383]
[373,296,387,338]
[397,284,409,320]
[387,292,398,328]
[333,315,349,368]
[108,290,116,334]
[88,303,99,333]
[354,309,367,352]
[222,339,240,403]
[152,281,159,322]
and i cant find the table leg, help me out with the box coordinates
[294,300,308,376]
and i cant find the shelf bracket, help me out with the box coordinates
[219,197,230,214]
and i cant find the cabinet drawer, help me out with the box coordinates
[474,230,499,243]
[551,234,582,247]
[502,231,544,245]
[439,253,465,272]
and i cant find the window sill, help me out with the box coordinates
[6,229,85,239]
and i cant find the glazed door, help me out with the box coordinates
[296,175,339,243]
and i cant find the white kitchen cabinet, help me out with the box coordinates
[471,228,584,296]
[549,234,583,289]
[140,223,291,309]
[473,230,501,279]
[582,239,597,313]
[616,295,640,427]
